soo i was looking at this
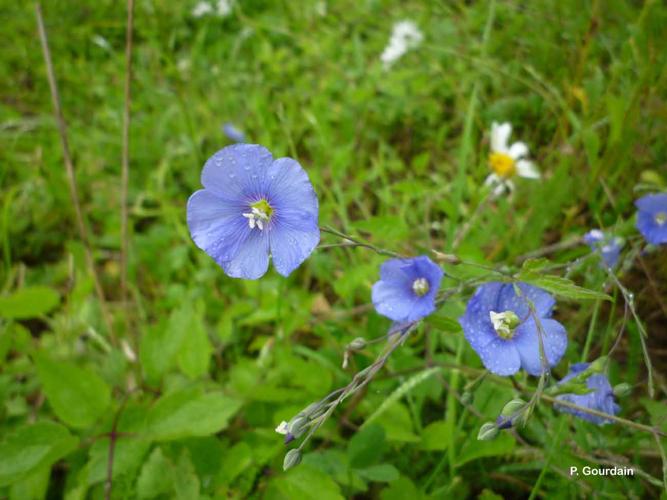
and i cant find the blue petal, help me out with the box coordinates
[459,283,504,351]
[635,193,667,214]
[372,279,418,322]
[513,318,567,376]
[636,211,667,245]
[201,144,274,201]
[220,229,270,279]
[269,220,320,277]
[498,283,555,319]
[187,189,250,263]
[477,338,521,376]
[266,158,319,220]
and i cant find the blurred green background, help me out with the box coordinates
[1,0,667,498]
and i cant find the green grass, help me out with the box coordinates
[1,0,667,498]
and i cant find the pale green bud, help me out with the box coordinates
[501,398,527,418]
[613,383,631,397]
[283,449,302,470]
[477,422,499,441]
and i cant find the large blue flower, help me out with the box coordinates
[187,144,320,279]
[583,229,623,268]
[459,282,567,376]
[635,193,667,245]
[372,256,443,323]
[556,363,620,425]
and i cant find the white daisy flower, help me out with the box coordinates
[484,121,540,196]
[380,20,423,69]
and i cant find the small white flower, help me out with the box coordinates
[380,20,423,69]
[484,122,540,196]
[192,0,234,18]
[192,1,213,17]
[216,0,233,16]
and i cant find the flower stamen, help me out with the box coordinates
[243,199,273,231]
[488,152,516,178]
[412,277,429,296]
[655,212,667,226]
[490,310,520,340]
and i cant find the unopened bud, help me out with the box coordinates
[588,356,607,373]
[477,422,499,441]
[348,337,366,350]
[283,449,302,470]
[460,391,473,405]
[501,398,526,418]
[613,383,631,398]
[287,415,308,439]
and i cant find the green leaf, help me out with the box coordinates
[137,448,173,499]
[347,425,386,469]
[456,432,515,467]
[517,273,611,301]
[363,367,440,427]
[145,388,242,441]
[264,464,344,500]
[420,420,450,451]
[425,313,462,334]
[0,421,78,486]
[177,307,212,379]
[379,476,421,500]
[34,354,111,429]
[0,286,59,319]
[140,304,194,382]
[357,464,400,482]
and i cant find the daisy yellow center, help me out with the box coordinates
[490,310,520,340]
[243,199,273,231]
[655,212,667,226]
[489,152,516,178]
[412,278,429,297]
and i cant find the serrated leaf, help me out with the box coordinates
[0,421,78,486]
[137,448,173,499]
[145,388,242,441]
[34,354,111,429]
[0,286,59,319]
[518,273,611,301]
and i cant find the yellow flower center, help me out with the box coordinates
[251,199,273,219]
[656,212,667,226]
[489,152,516,178]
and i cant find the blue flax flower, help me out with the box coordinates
[583,229,623,268]
[459,282,567,376]
[187,144,319,279]
[635,193,667,245]
[372,256,443,323]
[223,122,246,143]
[556,363,620,425]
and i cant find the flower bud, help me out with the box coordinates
[613,383,631,397]
[477,422,499,441]
[348,337,366,350]
[460,391,473,405]
[287,415,308,439]
[283,449,302,470]
[588,356,607,373]
[501,398,526,418]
